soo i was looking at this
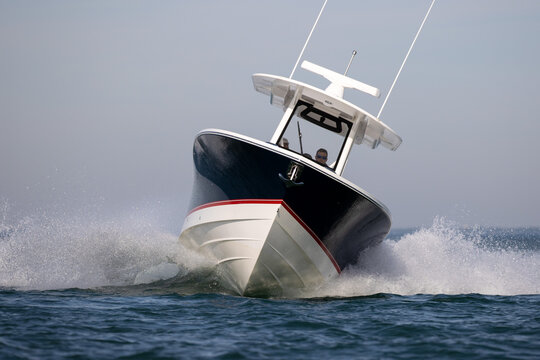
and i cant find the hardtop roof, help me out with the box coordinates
[252,73,402,151]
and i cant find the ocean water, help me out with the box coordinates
[1,213,539,359]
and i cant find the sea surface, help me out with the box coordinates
[1,214,539,359]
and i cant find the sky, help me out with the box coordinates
[1,0,539,230]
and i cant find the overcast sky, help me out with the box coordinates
[1,0,539,230]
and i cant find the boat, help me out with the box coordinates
[178,60,401,296]
[178,2,435,297]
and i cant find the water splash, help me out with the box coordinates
[311,218,540,297]
[2,207,538,297]
[0,209,212,290]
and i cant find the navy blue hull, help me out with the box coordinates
[187,131,391,270]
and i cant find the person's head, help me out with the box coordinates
[315,148,328,165]
[281,138,289,149]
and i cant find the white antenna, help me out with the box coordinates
[344,50,357,76]
[377,0,437,119]
[289,0,329,79]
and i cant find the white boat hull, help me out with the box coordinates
[179,200,340,296]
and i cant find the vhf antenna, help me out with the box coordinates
[377,0,437,119]
[289,0,329,79]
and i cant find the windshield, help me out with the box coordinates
[278,100,352,170]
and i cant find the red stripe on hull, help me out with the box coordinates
[187,199,341,274]
[188,199,283,215]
